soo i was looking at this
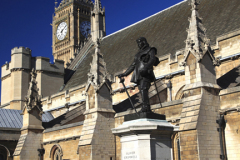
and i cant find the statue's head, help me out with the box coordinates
[136,37,149,50]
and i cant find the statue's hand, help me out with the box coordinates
[117,73,125,78]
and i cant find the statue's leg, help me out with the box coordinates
[138,80,151,112]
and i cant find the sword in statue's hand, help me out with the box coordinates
[119,77,139,116]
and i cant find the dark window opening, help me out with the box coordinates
[177,139,181,160]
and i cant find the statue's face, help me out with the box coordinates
[137,40,145,49]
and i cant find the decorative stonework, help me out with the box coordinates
[92,0,104,14]
[182,0,219,66]
[85,39,112,93]
[78,29,115,159]
[179,1,222,158]
[22,69,43,114]
[91,0,106,42]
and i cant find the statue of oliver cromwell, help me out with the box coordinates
[118,37,159,112]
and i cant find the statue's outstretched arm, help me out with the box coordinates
[118,60,136,78]
[123,60,136,76]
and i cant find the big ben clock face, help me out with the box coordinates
[56,22,68,41]
[80,21,91,38]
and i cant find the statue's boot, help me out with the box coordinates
[140,90,151,113]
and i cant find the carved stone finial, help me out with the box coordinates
[182,0,218,64]
[95,38,102,48]
[23,69,42,114]
[213,58,221,66]
[55,0,58,8]
[190,0,200,10]
[66,62,70,67]
[94,0,102,11]
[86,38,111,92]
[30,68,37,80]
[186,38,195,50]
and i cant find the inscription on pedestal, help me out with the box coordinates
[123,151,138,160]
[13,134,27,156]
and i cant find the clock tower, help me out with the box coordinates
[52,0,93,66]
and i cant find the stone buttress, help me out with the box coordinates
[78,40,115,160]
[13,69,44,160]
[178,0,222,159]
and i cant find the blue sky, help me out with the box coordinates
[0,0,183,103]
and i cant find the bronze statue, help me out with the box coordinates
[118,37,159,112]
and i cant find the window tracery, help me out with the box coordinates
[50,144,63,160]
[53,148,62,160]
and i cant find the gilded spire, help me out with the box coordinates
[23,69,42,113]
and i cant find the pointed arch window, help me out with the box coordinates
[172,133,181,160]
[0,144,10,160]
[53,148,62,160]
[50,144,63,160]
[177,138,181,160]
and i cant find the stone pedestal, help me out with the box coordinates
[112,115,178,160]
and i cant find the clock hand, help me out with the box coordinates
[86,28,90,35]
[61,25,67,33]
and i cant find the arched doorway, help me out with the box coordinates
[0,154,5,160]
[0,144,10,160]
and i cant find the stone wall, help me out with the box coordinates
[14,131,43,160]
[215,58,240,79]
[44,139,79,160]
[1,47,64,110]
[220,87,240,111]
[214,33,240,79]
[36,57,64,98]
[179,130,199,160]
[43,125,82,142]
[224,112,240,160]
[197,88,221,159]
[220,87,240,159]
[79,145,91,160]
[1,65,11,106]
[43,123,83,160]
[42,85,85,114]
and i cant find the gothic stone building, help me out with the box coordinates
[1,0,240,159]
